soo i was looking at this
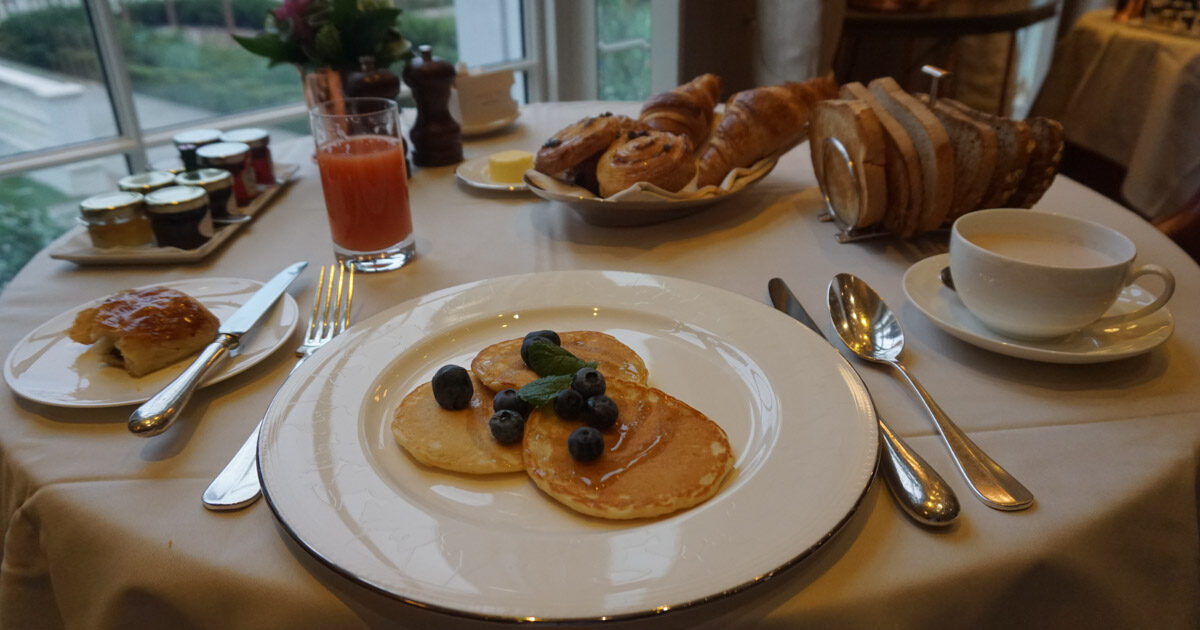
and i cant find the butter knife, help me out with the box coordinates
[128,261,307,436]
[768,277,960,526]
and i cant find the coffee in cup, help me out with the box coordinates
[949,209,1174,339]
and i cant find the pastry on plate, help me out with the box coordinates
[68,286,219,377]
[596,129,695,197]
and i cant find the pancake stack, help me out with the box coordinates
[391,331,735,519]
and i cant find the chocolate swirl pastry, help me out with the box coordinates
[596,129,695,198]
[533,113,641,177]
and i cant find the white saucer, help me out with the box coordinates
[454,155,529,192]
[902,254,1174,364]
[461,112,519,137]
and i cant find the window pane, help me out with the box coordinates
[596,0,651,101]
[0,157,127,288]
[0,3,118,158]
[109,1,303,130]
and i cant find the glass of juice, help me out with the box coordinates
[309,97,414,272]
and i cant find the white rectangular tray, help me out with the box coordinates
[49,162,299,265]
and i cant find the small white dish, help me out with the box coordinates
[903,254,1174,364]
[49,163,300,265]
[3,277,299,408]
[454,155,529,192]
[461,112,520,137]
[259,270,878,621]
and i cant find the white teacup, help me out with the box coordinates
[949,209,1175,339]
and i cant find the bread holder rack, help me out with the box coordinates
[818,65,949,243]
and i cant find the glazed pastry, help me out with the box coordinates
[596,129,696,197]
[638,73,722,150]
[68,286,219,377]
[533,113,635,178]
[696,75,835,188]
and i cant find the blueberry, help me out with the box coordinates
[571,367,606,398]
[567,426,604,462]
[489,409,525,444]
[553,388,585,420]
[431,365,472,410]
[584,394,619,430]
[493,388,531,418]
[520,330,561,367]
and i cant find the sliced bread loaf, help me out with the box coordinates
[1006,116,1064,208]
[840,82,921,237]
[939,97,1033,209]
[917,94,998,221]
[868,77,955,233]
[809,99,889,228]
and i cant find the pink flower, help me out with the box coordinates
[273,0,314,41]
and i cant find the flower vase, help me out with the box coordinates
[300,66,345,111]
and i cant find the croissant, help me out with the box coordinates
[639,74,722,150]
[695,75,836,188]
[596,130,695,197]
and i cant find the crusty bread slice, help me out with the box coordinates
[840,82,921,237]
[809,99,888,227]
[868,77,955,233]
[1006,116,1064,208]
[939,97,1033,209]
[917,94,998,221]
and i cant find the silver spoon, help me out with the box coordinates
[827,273,1035,511]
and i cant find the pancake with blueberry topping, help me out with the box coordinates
[523,379,734,520]
[471,331,649,392]
[392,371,524,474]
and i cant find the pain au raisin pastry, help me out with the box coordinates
[68,286,219,377]
[596,129,696,197]
[533,112,640,178]
[638,73,722,150]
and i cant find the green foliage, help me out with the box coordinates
[123,0,280,29]
[0,179,72,289]
[0,6,103,80]
[596,0,651,101]
[397,11,457,64]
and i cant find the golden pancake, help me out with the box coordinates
[523,379,734,519]
[392,371,523,474]
[471,331,649,392]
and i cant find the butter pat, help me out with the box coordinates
[488,150,533,183]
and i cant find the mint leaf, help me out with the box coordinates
[527,341,597,377]
[518,375,573,407]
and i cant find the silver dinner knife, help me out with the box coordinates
[128,261,307,437]
[768,277,960,526]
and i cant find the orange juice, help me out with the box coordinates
[315,135,411,252]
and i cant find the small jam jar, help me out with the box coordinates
[117,170,175,195]
[78,191,155,249]
[196,141,257,206]
[144,185,214,250]
[175,168,246,224]
[220,128,274,187]
[172,129,222,171]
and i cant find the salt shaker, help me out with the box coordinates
[402,45,463,167]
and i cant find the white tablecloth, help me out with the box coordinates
[1,102,1198,629]
[1033,9,1200,219]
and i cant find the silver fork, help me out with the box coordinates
[202,264,354,511]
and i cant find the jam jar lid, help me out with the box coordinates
[196,141,250,166]
[175,168,233,191]
[118,170,176,193]
[144,185,208,214]
[220,128,269,148]
[172,128,222,147]
[79,191,144,221]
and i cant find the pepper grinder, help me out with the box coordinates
[402,45,463,167]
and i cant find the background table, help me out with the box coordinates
[1,102,1198,629]
[1034,9,1200,220]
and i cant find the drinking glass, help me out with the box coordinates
[309,97,414,272]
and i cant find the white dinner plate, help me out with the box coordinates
[48,163,300,265]
[454,154,529,192]
[3,278,300,408]
[259,270,878,622]
[903,254,1174,363]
